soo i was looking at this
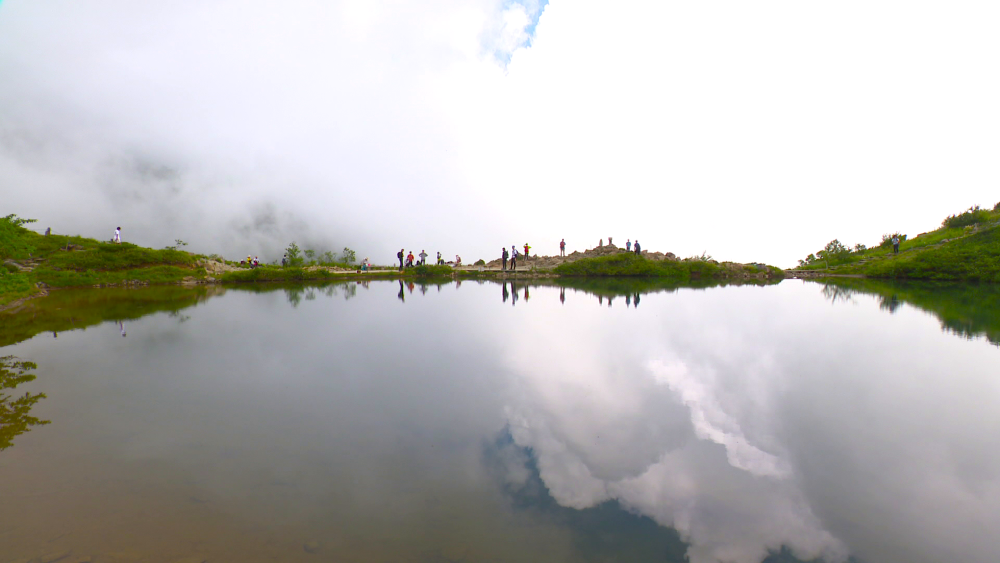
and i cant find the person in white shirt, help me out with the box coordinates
[113,227,121,244]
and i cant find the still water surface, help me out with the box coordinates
[1,279,999,563]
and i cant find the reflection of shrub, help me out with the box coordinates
[411,265,453,277]
[943,205,990,228]
[1,356,51,452]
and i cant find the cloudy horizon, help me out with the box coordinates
[2,0,998,267]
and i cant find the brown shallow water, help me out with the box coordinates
[2,279,999,563]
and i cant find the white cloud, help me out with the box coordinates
[2,0,998,265]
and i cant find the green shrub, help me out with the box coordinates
[0,214,37,260]
[411,264,453,277]
[943,205,991,229]
[0,269,34,304]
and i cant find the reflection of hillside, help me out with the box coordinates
[0,286,221,347]
[553,277,778,297]
[0,356,50,452]
[816,279,1000,346]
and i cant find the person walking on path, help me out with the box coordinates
[113,227,122,244]
[502,247,509,270]
[559,239,566,256]
[626,239,631,252]
[634,240,641,255]
[419,250,428,266]
[524,243,531,261]
[397,249,404,270]
[892,235,900,254]
[510,246,518,271]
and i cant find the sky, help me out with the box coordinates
[1,0,999,267]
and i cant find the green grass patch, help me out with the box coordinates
[41,242,195,272]
[554,252,734,280]
[221,267,332,283]
[0,270,36,306]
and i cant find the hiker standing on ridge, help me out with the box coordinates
[626,239,631,252]
[397,249,404,270]
[437,251,443,265]
[510,245,518,271]
[892,235,900,254]
[524,243,531,261]
[419,250,428,266]
[559,239,566,256]
[113,227,121,244]
[502,247,509,270]
[634,240,641,255]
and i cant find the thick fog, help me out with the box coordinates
[2,1,1000,266]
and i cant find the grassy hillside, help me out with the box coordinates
[795,203,1000,281]
[1,214,206,306]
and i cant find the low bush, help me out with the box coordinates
[943,205,991,229]
[410,264,454,277]
[0,215,37,260]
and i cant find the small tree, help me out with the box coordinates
[321,251,335,264]
[285,242,304,267]
[304,249,316,264]
[816,239,851,264]
[340,247,356,264]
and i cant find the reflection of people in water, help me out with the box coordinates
[420,284,428,295]
[455,279,462,289]
[510,282,518,306]
[607,296,612,308]
[633,293,640,308]
[598,295,603,305]
[119,321,126,337]
[626,294,631,307]
[407,281,415,294]
[397,280,406,303]
[524,285,529,302]
[503,282,509,303]
[559,287,565,304]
